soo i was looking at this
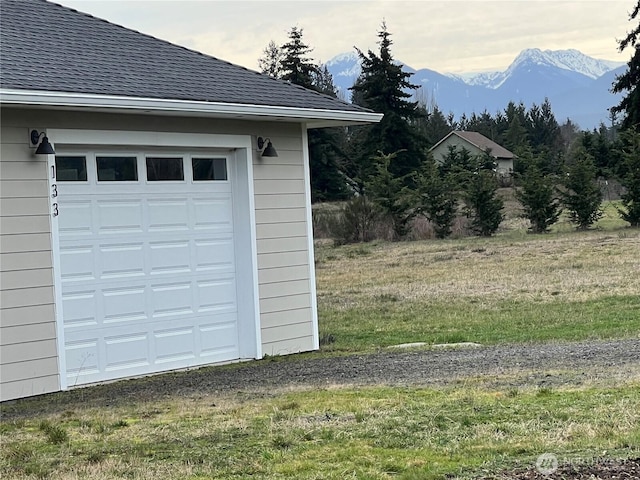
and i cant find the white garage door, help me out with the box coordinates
[55,152,240,386]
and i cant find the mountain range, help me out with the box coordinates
[325,48,626,130]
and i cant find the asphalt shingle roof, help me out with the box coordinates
[0,0,369,114]
[449,131,516,159]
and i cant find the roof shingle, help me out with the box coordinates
[0,0,369,114]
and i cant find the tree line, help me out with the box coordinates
[259,5,640,241]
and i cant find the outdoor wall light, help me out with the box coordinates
[30,130,56,155]
[257,137,278,157]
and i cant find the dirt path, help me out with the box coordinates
[3,338,639,418]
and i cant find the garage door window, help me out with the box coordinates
[97,156,138,181]
[193,158,227,181]
[56,156,87,181]
[146,157,184,181]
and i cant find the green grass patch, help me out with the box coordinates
[2,383,638,479]
[319,295,640,351]
[315,228,640,351]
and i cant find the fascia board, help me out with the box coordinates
[0,89,383,127]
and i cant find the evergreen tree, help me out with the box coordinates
[561,146,603,229]
[611,1,640,132]
[365,152,416,239]
[258,40,284,78]
[414,155,458,239]
[617,129,640,226]
[259,28,349,202]
[515,158,562,233]
[349,22,426,182]
[463,167,504,237]
[280,27,317,89]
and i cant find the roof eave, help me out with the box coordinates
[0,89,383,128]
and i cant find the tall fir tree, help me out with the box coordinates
[280,27,317,89]
[259,28,349,202]
[617,129,640,226]
[349,22,426,184]
[258,40,284,78]
[561,146,603,230]
[611,1,640,132]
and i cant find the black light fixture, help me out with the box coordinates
[257,137,278,157]
[30,130,56,155]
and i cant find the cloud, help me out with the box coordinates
[54,0,631,74]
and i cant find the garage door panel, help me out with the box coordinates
[97,200,144,234]
[58,201,93,237]
[194,197,233,231]
[65,340,100,377]
[62,291,98,327]
[197,278,237,313]
[148,198,190,232]
[100,243,145,279]
[150,281,195,318]
[105,333,150,371]
[149,241,191,274]
[102,286,147,324]
[195,237,235,272]
[154,327,196,363]
[58,152,241,386]
[59,245,95,281]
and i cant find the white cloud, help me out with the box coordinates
[54,0,632,74]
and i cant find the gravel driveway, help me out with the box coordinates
[4,338,639,418]
[3,338,639,479]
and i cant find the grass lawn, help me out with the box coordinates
[2,382,639,479]
[316,220,640,352]
[2,203,639,479]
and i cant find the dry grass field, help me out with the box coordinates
[315,204,640,350]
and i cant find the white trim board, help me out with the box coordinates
[2,89,384,129]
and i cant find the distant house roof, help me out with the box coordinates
[431,131,516,159]
[0,0,381,127]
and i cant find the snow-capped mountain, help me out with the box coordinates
[324,48,625,129]
[474,48,622,89]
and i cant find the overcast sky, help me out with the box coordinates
[54,0,634,74]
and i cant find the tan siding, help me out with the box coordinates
[256,221,307,239]
[1,233,52,253]
[254,193,306,210]
[257,236,308,254]
[1,268,54,290]
[0,357,59,383]
[0,180,49,198]
[0,286,54,309]
[1,339,58,363]
[260,293,311,314]
[0,304,55,327]
[254,179,306,195]
[0,215,51,234]
[255,208,307,225]
[1,321,56,345]
[0,197,51,216]
[0,375,60,401]
[261,321,313,344]
[259,279,310,299]
[262,335,314,356]
[252,164,305,181]
[1,118,59,402]
[0,251,52,272]
[261,308,313,329]
[259,265,309,284]
[0,158,48,180]
[258,251,309,270]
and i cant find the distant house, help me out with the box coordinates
[430,131,516,175]
[0,0,382,401]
